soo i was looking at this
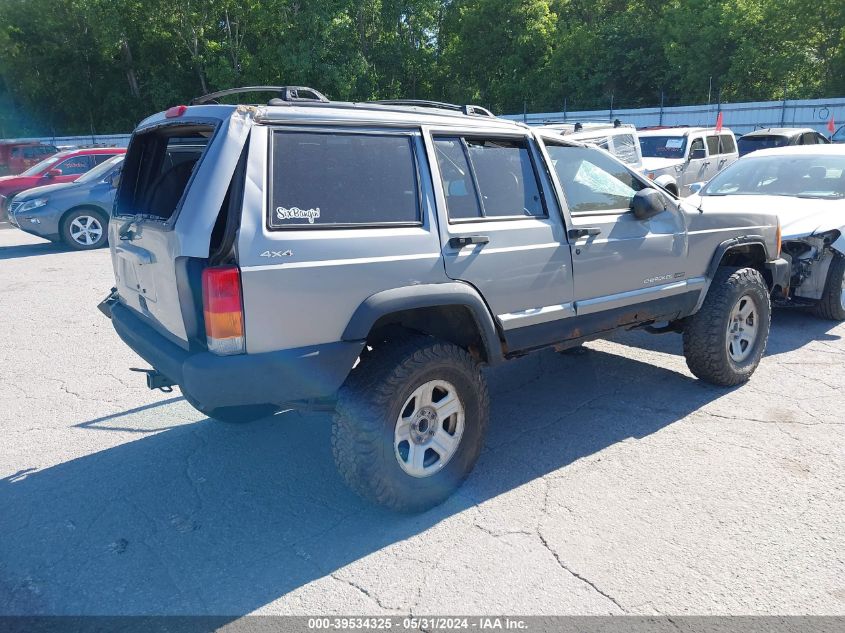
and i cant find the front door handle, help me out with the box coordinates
[449,235,490,249]
[568,227,601,239]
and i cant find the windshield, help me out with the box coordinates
[640,135,687,159]
[74,155,123,184]
[738,135,789,156]
[20,154,62,176]
[703,154,845,199]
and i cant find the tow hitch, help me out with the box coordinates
[130,367,175,392]
[97,288,119,318]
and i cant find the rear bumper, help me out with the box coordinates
[109,301,364,409]
[764,257,791,294]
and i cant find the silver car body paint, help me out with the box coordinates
[108,103,780,360]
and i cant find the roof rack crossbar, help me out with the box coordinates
[191,86,329,106]
[371,99,494,117]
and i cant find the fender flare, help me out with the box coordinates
[342,282,505,365]
[693,235,771,311]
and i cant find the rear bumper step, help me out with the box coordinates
[108,301,364,410]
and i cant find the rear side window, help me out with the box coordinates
[719,134,736,154]
[434,136,545,221]
[116,125,212,220]
[56,155,93,175]
[269,131,420,229]
[706,135,720,155]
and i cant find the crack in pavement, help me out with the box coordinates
[330,574,396,612]
[536,530,627,613]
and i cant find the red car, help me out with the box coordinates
[0,141,58,176]
[0,147,126,218]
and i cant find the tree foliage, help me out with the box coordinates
[0,0,842,135]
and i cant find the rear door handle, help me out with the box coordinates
[568,227,601,239]
[449,235,490,249]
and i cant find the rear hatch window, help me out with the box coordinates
[115,124,214,221]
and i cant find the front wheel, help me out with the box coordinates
[61,209,108,250]
[683,267,771,386]
[812,254,845,321]
[331,335,489,513]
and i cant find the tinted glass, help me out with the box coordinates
[464,138,544,218]
[434,137,482,219]
[546,144,645,213]
[271,131,419,228]
[75,155,124,184]
[703,155,845,199]
[55,155,93,175]
[706,136,720,155]
[639,135,686,159]
[737,135,789,156]
[720,134,737,154]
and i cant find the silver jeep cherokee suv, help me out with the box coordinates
[101,87,789,512]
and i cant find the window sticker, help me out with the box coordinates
[275,206,321,224]
[665,138,684,149]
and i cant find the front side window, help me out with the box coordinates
[545,144,646,213]
[433,136,545,220]
[689,138,705,157]
[270,131,420,228]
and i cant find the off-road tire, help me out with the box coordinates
[812,254,845,321]
[182,390,278,423]
[60,208,109,250]
[683,267,771,386]
[332,335,489,513]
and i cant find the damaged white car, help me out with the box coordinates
[688,145,845,320]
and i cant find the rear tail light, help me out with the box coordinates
[202,266,245,355]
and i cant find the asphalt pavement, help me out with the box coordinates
[1,229,843,616]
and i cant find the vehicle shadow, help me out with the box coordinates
[0,347,737,616]
[0,240,68,261]
[608,308,842,358]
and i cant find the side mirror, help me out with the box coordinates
[631,188,666,220]
[46,168,62,178]
[689,148,706,160]
[688,181,706,194]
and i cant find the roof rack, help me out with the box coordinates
[371,99,495,118]
[191,86,329,106]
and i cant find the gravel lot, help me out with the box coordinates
[1,227,843,616]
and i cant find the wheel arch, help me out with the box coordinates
[342,283,505,365]
[59,203,110,232]
[694,236,772,312]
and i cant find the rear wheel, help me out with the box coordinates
[683,267,771,386]
[61,209,108,250]
[182,391,278,423]
[812,254,845,321]
[331,335,488,513]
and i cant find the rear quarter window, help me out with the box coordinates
[269,130,420,229]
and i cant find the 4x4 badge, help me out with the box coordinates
[259,250,293,258]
